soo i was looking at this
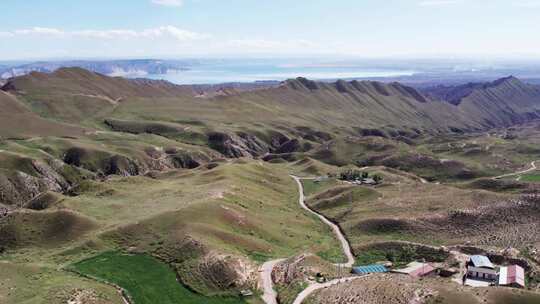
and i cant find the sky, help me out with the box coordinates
[1,0,540,60]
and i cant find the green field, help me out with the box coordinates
[520,173,540,182]
[71,251,247,304]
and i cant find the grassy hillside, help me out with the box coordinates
[1,158,344,301]
[458,77,540,125]
[0,90,86,138]
[4,69,540,136]
[0,261,123,304]
[302,166,540,254]
[3,69,540,302]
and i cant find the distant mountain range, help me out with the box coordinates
[420,76,533,105]
[3,58,540,88]
[2,67,540,142]
[0,59,196,79]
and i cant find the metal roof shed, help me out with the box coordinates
[470,255,494,269]
[353,265,388,275]
[393,262,436,277]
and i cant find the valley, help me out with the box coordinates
[1,68,540,304]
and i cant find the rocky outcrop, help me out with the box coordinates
[206,129,320,159]
[268,131,290,148]
[0,158,75,207]
[104,155,140,176]
[64,147,138,177]
[236,132,270,155]
[65,145,216,177]
[167,152,202,169]
[0,170,44,206]
[31,159,70,191]
[207,131,288,158]
[208,132,255,158]
[175,250,258,295]
[275,139,301,154]
[145,148,211,171]
[357,128,388,138]
[24,192,62,210]
[291,126,331,142]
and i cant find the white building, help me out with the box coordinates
[466,255,497,282]
[499,265,525,288]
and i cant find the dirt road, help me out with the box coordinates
[291,176,355,267]
[493,160,537,180]
[292,276,365,304]
[259,176,357,304]
[259,259,285,304]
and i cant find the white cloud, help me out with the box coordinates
[419,0,462,6]
[0,31,15,37]
[0,26,208,41]
[140,26,209,40]
[151,0,183,7]
[14,27,65,36]
[73,29,139,39]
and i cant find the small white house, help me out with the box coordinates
[499,265,526,288]
[466,255,497,282]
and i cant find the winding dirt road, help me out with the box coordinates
[260,259,285,304]
[259,176,357,304]
[493,160,538,180]
[291,176,355,267]
[261,161,540,304]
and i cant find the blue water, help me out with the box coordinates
[144,61,415,85]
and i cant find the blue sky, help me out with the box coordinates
[1,0,540,60]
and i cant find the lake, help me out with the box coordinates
[144,61,415,84]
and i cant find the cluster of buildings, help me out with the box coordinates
[314,174,379,186]
[465,255,525,288]
[349,177,377,186]
[352,254,526,289]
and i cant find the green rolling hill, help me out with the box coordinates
[2,68,540,303]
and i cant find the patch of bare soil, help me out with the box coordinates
[307,273,437,304]
[306,274,536,304]
[67,289,114,304]
[272,254,342,304]
[273,254,340,285]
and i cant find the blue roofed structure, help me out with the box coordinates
[353,264,388,274]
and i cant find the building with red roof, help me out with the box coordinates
[394,261,436,278]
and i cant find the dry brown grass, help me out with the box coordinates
[306,167,539,251]
[306,273,540,304]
